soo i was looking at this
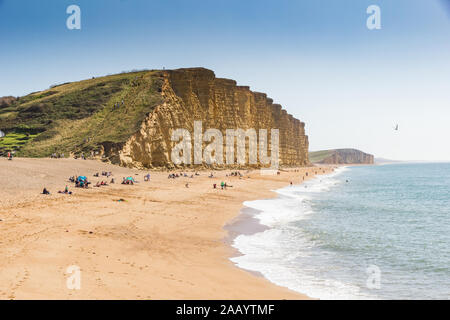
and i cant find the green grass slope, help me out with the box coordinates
[0,70,164,157]
[308,150,334,163]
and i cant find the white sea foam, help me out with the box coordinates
[243,166,347,228]
[231,166,377,299]
[231,229,376,299]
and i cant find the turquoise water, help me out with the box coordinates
[231,163,450,299]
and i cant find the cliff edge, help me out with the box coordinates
[0,68,309,168]
[309,149,374,165]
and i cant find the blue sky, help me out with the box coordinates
[1,0,449,160]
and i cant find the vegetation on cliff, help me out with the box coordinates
[0,71,163,156]
[1,68,309,168]
[309,149,374,164]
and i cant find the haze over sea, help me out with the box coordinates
[231,163,450,299]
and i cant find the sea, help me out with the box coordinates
[230,163,450,299]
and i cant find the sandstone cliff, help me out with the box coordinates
[309,149,374,165]
[115,68,309,168]
[1,68,310,168]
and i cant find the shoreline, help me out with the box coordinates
[224,166,340,299]
[0,158,333,299]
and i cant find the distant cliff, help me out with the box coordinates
[0,68,309,168]
[309,149,374,164]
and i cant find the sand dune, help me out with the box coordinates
[0,158,333,299]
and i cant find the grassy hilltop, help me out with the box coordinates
[0,71,164,157]
[308,150,335,163]
[309,149,374,164]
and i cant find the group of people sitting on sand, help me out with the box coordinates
[58,185,72,194]
[68,173,115,189]
[93,171,112,178]
[213,181,233,190]
[95,181,109,187]
[227,171,243,177]
[41,169,151,196]
[68,176,91,188]
[168,172,196,179]
[122,177,136,185]
[42,185,73,195]
[75,178,90,188]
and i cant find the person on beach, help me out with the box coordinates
[220,181,225,190]
[58,186,72,195]
[42,188,50,195]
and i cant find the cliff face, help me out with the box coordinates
[309,149,374,165]
[1,68,309,168]
[116,68,309,168]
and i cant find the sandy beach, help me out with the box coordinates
[0,158,333,300]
